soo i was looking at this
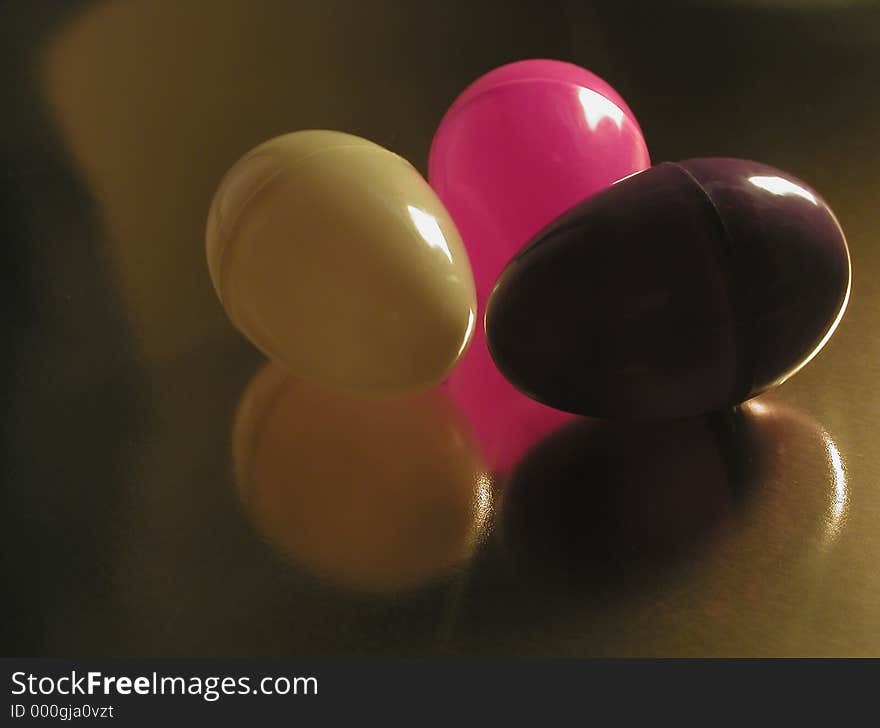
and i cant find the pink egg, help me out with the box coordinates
[445,322,574,474]
[433,60,649,466]
[428,59,650,303]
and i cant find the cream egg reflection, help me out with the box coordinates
[233,363,490,593]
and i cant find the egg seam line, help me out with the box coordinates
[670,162,755,404]
[215,164,285,309]
[216,141,398,306]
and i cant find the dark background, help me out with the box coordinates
[1,0,878,656]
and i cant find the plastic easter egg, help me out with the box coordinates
[429,59,650,303]
[486,159,851,419]
[207,130,477,397]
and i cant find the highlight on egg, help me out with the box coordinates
[206,130,477,398]
[485,158,851,420]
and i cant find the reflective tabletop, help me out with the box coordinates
[2,0,879,656]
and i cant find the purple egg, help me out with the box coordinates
[485,159,851,419]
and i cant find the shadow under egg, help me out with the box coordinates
[232,362,491,596]
[496,406,764,585]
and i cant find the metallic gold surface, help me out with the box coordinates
[2,0,878,656]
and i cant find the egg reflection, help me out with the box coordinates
[442,398,854,655]
[740,399,848,546]
[498,397,851,582]
[233,363,490,594]
[498,409,756,580]
[444,323,574,474]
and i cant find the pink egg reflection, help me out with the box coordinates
[444,323,575,474]
[429,59,650,305]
